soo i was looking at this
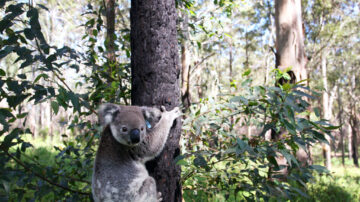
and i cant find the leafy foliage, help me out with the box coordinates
[180,71,335,200]
[0,1,131,201]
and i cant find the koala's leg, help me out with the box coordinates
[138,177,159,202]
[142,107,181,158]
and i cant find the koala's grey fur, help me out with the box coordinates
[92,103,181,202]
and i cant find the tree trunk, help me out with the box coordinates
[105,0,116,64]
[348,123,352,160]
[275,0,307,82]
[274,0,309,171]
[130,1,182,202]
[321,53,332,170]
[349,73,358,167]
[350,110,359,167]
[244,32,249,69]
[180,12,190,111]
[337,85,345,166]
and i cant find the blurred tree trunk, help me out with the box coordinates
[349,74,359,167]
[244,32,249,69]
[130,1,182,201]
[321,53,332,170]
[105,0,116,64]
[348,123,352,160]
[275,0,307,82]
[264,0,275,85]
[274,0,309,172]
[337,85,345,166]
[350,113,359,167]
[181,12,191,111]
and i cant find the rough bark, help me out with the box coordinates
[130,1,182,202]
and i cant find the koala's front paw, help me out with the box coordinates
[157,192,162,202]
[160,106,181,123]
[168,107,181,121]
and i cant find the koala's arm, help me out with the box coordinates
[139,107,181,160]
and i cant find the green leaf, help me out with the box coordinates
[282,72,291,81]
[308,130,328,144]
[34,73,49,83]
[21,142,32,152]
[0,19,11,34]
[259,123,274,137]
[176,159,188,166]
[309,165,329,175]
[51,101,59,115]
[193,155,207,167]
[229,96,248,105]
[267,156,279,169]
[24,28,35,40]
[321,125,341,130]
[37,4,49,11]
[0,69,6,76]
[0,46,15,60]
[7,94,30,108]
[17,74,26,79]
[282,83,292,91]
[16,113,28,119]
[0,108,13,117]
[68,92,80,112]
[314,107,321,117]
[1,128,22,150]
[293,90,315,99]
[279,149,298,167]
[283,119,296,135]
[242,68,251,77]
[92,29,98,37]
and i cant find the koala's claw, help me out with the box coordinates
[160,106,166,112]
[157,192,163,202]
[171,107,182,118]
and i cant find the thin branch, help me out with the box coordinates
[190,53,216,75]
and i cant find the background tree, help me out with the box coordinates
[272,0,310,172]
[130,1,182,201]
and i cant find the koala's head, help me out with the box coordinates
[98,104,162,146]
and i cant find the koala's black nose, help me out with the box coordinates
[130,129,140,144]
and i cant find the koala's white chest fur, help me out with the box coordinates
[92,161,152,202]
[92,104,181,202]
[126,162,151,200]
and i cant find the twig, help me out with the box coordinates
[190,53,216,75]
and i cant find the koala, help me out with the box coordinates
[92,103,181,202]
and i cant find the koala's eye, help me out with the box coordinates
[122,127,128,132]
[140,127,144,131]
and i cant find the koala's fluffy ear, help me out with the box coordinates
[98,103,120,126]
[141,107,162,129]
